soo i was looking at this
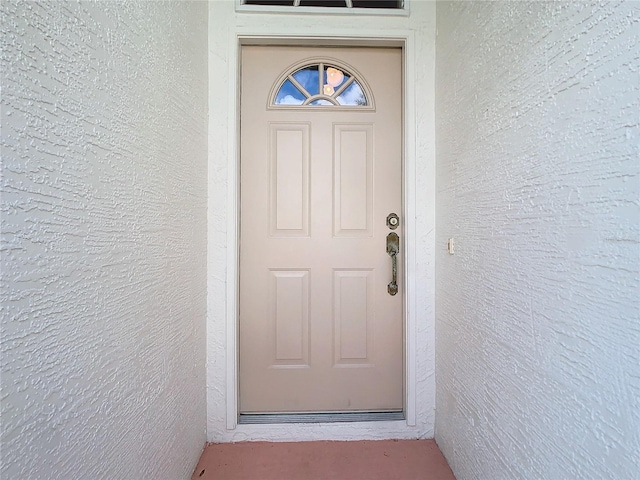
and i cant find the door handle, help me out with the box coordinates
[386,232,399,296]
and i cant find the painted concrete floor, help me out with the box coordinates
[191,439,455,480]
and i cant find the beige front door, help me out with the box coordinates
[240,46,402,414]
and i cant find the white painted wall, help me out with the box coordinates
[207,1,437,441]
[435,1,640,479]
[1,2,208,479]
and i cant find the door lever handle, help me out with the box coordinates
[386,232,399,296]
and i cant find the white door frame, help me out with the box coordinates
[231,34,416,426]
[208,3,436,442]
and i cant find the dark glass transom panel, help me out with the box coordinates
[244,0,403,8]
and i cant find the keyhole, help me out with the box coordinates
[386,213,399,230]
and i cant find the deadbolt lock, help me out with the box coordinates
[386,213,399,230]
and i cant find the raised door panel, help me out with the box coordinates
[333,269,374,367]
[269,270,310,367]
[333,124,373,237]
[270,123,310,237]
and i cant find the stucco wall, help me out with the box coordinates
[435,1,639,479]
[1,1,208,479]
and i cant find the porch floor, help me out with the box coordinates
[191,439,455,480]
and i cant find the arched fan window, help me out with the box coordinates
[271,60,374,108]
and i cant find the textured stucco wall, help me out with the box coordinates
[207,1,437,441]
[1,2,208,479]
[435,1,639,479]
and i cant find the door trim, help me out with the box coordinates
[227,35,418,431]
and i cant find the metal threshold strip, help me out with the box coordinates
[239,411,405,424]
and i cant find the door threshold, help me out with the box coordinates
[239,411,405,424]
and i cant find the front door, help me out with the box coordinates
[240,46,402,415]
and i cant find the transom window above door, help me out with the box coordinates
[271,60,374,108]
[242,0,403,9]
